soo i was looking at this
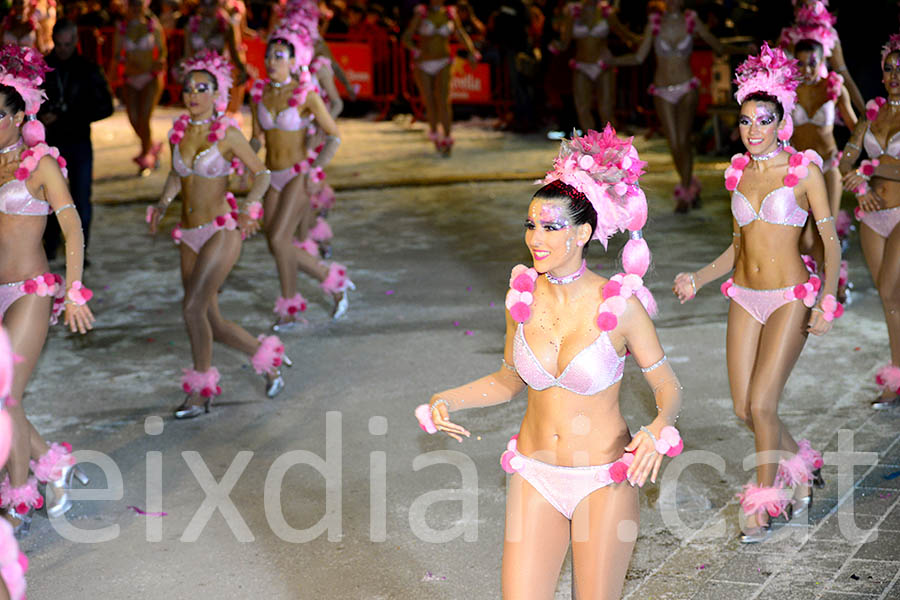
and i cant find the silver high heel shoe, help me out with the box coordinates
[272,319,301,333]
[871,394,900,410]
[11,509,34,539]
[174,397,211,419]
[332,281,356,320]
[740,513,773,544]
[265,371,285,398]
[45,465,90,518]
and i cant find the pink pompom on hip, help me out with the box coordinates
[609,460,628,483]
[720,278,734,298]
[500,450,517,473]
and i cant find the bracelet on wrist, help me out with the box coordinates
[66,280,93,305]
[819,294,844,321]
[640,425,683,457]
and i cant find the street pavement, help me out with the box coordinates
[17,108,900,599]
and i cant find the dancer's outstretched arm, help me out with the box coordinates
[428,310,526,442]
[673,222,739,302]
[803,165,840,335]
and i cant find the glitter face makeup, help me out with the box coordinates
[883,52,900,97]
[525,200,575,266]
[739,101,780,154]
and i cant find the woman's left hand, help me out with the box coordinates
[807,307,832,336]
[238,214,260,238]
[624,424,664,487]
[64,303,95,334]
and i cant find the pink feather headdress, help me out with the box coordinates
[735,43,800,141]
[537,125,648,248]
[270,20,314,75]
[283,0,320,37]
[0,44,48,116]
[778,21,837,58]
[793,1,834,26]
[882,33,900,66]
[182,50,233,113]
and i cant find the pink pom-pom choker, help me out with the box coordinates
[734,42,800,117]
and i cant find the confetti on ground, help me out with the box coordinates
[128,506,167,517]
[466,286,472,291]
[854,347,861,351]
[489,301,495,307]
[452,321,460,326]
[884,471,900,480]
[422,572,447,582]
[385,290,395,295]
[696,564,707,570]
[464,330,474,336]
[878,492,894,499]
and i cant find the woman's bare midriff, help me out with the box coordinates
[264,128,309,170]
[0,215,48,283]
[516,383,631,467]
[179,176,231,227]
[734,224,808,289]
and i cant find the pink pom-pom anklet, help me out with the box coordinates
[30,441,74,483]
[0,476,43,515]
[251,335,285,375]
[875,364,900,394]
[180,367,222,398]
[737,482,791,518]
[274,293,307,318]
[320,263,351,294]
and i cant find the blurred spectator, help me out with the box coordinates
[346,4,389,44]
[486,0,536,132]
[39,18,114,264]
[158,0,182,30]
[456,1,486,49]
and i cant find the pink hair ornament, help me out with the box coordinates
[881,33,900,66]
[0,43,50,146]
[734,42,801,142]
[270,21,314,78]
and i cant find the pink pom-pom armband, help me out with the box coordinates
[815,293,843,321]
[244,201,263,220]
[506,265,538,324]
[640,425,684,457]
[66,280,93,305]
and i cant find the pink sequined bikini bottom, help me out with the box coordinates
[728,282,813,325]
[270,166,300,192]
[0,277,65,323]
[511,450,618,520]
[572,59,608,81]
[859,206,900,238]
[416,57,451,76]
[648,77,700,105]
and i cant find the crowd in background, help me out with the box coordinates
[0,0,897,138]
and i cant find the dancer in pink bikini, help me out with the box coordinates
[401,0,479,156]
[146,51,285,419]
[552,0,635,134]
[1,0,38,49]
[0,44,95,536]
[780,26,856,302]
[616,0,737,212]
[673,43,840,542]
[109,0,167,176]
[839,34,900,409]
[417,127,684,598]
[250,23,352,329]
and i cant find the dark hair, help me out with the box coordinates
[53,18,78,38]
[267,38,295,57]
[742,91,784,122]
[182,69,218,91]
[532,179,597,256]
[0,85,25,115]
[794,39,823,58]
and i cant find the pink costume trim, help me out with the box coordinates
[858,206,900,238]
[775,452,811,488]
[308,217,332,242]
[30,441,74,483]
[311,184,335,212]
[172,194,240,253]
[414,404,437,434]
[251,335,284,375]
[738,482,791,518]
[0,274,65,324]
[273,293,307,318]
[0,519,26,600]
[181,367,222,397]
[721,276,820,324]
[796,439,825,471]
[648,77,699,104]
[499,435,632,520]
[125,72,155,90]
[569,58,608,81]
[875,364,900,394]
[0,45,50,135]
[882,33,900,66]
[320,262,350,294]
[0,476,43,515]
[292,237,319,255]
[269,166,298,192]
[416,57,451,76]
[836,210,852,239]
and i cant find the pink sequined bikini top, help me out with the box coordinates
[173,143,231,178]
[573,20,609,39]
[864,125,900,159]
[257,102,312,132]
[0,178,50,216]
[731,187,808,228]
[792,101,834,128]
[513,323,625,396]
